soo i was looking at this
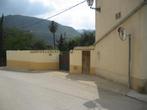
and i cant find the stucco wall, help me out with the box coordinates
[7,50,60,70]
[96,0,143,41]
[90,50,97,74]
[70,50,82,74]
[95,0,147,90]
[95,31,129,85]
[142,6,147,79]
[70,49,96,74]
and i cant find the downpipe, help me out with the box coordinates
[128,35,132,89]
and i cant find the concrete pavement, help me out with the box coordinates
[0,69,147,110]
[127,90,147,103]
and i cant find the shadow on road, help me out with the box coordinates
[65,74,109,110]
[65,73,147,110]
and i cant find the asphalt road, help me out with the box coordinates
[0,69,146,110]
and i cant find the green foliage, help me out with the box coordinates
[48,21,58,33]
[57,30,95,52]
[31,40,50,50]
[80,30,95,46]
[57,34,65,51]
[4,28,50,50]
[67,37,81,50]
[0,14,6,66]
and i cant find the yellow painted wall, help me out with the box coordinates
[95,31,129,84]
[95,0,147,90]
[7,50,60,70]
[70,50,82,74]
[90,50,97,74]
[70,49,96,75]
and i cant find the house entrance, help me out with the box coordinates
[82,51,90,74]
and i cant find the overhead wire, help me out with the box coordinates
[20,0,86,29]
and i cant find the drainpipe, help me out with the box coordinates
[118,27,132,89]
[128,35,132,89]
[128,0,147,90]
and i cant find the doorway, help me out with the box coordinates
[82,51,90,74]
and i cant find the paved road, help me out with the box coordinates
[0,69,146,110]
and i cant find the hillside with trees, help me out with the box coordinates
[3,28,95,51]
[4,28,50,50]
[3,15,81,45]
[57,30,95,52]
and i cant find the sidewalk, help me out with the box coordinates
[127,90,147,103]
[86,74,147,103]
[90,75,147,103]
[49,71,147,103]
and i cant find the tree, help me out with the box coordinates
[0,14,4,51]
[57,34,65,51]
[68,37,80,50]
[4,28,49,50]
[56,30,95,52]
[0,14,6,66]
[48,21,58,49]
[80,30,95,46]
[31,40,49,50]
[64,30,95,51]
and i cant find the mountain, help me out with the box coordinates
[3,15,81,45]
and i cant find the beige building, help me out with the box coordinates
[95,0,147,92]
[70,0,147,92]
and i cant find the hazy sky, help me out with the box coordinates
[0,0,95,29]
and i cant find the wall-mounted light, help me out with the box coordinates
[86,0,101,12]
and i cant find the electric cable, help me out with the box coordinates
[20,0,86,29]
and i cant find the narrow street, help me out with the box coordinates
[0,69,146,110]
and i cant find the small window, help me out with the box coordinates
[115,12,122,20]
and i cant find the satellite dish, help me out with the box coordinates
[87,0,94,7]
[118,27,128,41]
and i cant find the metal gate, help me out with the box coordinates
[0,50,6,66]
[59,53,69,71]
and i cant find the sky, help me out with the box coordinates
[0,0,95,30]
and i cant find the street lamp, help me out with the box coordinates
[118,27,132,89]
[86,0,101,12]
[87,0,94,6]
